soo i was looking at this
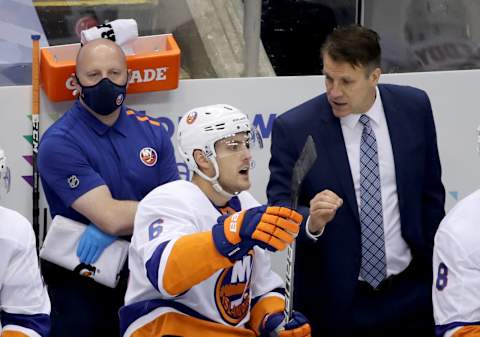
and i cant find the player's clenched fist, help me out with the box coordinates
[308,189,343,234]
[212,206,302,260]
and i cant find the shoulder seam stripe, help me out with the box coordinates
[126,110,161,127]
[149,120,161,126]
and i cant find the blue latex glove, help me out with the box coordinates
[76,224,116,265]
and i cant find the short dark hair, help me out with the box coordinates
[321,24,381,72]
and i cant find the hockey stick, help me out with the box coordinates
[31,34,41,250]
[285,135,317,321]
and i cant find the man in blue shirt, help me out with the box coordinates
[38,38,179,337]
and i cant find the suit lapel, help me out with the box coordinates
[379,85,408,214]
[318,97,359,221]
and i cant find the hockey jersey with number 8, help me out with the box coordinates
[433,189,480,337]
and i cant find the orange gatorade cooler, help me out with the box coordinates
[40,34,180,101]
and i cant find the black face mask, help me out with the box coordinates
[77,77,127,116]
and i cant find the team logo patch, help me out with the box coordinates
[139,147,158,166]
[214,253,253,325]
[186,111,197,124]
[116,93,124,106]
[74,263,97,278]
[68,175,80,189]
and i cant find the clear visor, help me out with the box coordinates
[214,127,263,160]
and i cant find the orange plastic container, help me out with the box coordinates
[40,34,180,102]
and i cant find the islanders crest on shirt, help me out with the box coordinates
[215,252,253,325]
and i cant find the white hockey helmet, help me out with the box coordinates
[177,104,259,196]
[0,148,11,198]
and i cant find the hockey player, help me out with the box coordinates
[433,194,480,336]
[0,147,50,336]
[120,104,312,336]
[433,128,480,337]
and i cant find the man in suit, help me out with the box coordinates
[267,25,445,337]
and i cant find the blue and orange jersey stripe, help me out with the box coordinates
[0,311,50,337]
[120,298,255,337]
[126,109,162,127]
[121,300,256,337]
[452,326,480,337]
[436,322,480,337]
[2,331,29,337]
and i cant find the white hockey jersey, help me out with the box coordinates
[433,189,480,337]
[120,180,285,336]
[0,206,50,337]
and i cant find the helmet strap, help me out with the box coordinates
[194,157,236,199]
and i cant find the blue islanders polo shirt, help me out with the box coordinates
[38,100,179,224]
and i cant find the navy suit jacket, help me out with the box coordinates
[267,84,445,335]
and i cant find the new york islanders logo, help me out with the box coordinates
[186,111,197,124]
[74,263,97,278]
[139,147,158,166]
[215,253,253,325]
[116,93,124,106]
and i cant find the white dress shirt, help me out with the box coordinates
[307,87,412,277]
